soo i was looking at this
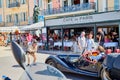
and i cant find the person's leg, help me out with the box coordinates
[27,54,30,65]
[32,53,37,64]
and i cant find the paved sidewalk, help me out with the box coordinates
[0,46,50,80]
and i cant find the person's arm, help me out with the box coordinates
[34,46,38,52]
[98,35,101,44]
[26,36,29,42]
[78,37,82,50]
[85,38,87,48]
[92,39,95,49]
[31,45,38,53]
[27,45,32,52]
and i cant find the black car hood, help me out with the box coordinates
[103,53,120,68]
[113,55,120,70]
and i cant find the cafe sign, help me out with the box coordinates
[46,11,120,26]
[63,15,93,23]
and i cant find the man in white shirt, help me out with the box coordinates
[78,31,87,52]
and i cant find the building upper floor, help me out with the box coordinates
[0,0,27,9]
[38,0,120,19]
[0,11,29,27]
[0,0,35,27]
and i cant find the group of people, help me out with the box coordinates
[77,28,106,63]
[77,28,119,63]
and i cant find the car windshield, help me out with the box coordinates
[58,55,79,62]
[19,63,67,80]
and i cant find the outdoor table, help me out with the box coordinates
[103,42,118,48]
[54,41,62,47]
[64,41,73,47]
[37,42,45,46]
[54,41,73,47]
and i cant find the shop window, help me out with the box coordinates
[114,0,120,10]
[38,0,42,7]
[21,0,26,4]
[14,14,19,24]
[6,0,10,8]
[6,0,19,8]
[21,12,27,21]
[23,12,26,21]
[72,0,80,5]
[83,0,89,3]
[0,15,2,22]
[47,0,52,14]
[0,0,2,8]
[48,0,52,9]
[64,0,68,7]
[7,15,12,23]
[74,0,80,5]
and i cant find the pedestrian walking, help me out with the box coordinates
[26,40,38,66]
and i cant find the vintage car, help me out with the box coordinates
[45,50,120,80]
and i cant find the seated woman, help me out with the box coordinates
[83,46,106,63]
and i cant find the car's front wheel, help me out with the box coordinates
[46,59,56,68]
[101,68,112,80]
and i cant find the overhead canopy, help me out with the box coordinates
[0,22,44,32]
[21,22,44,31]
[0,26,19,32]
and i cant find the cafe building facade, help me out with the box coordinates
[40,0,120,51]
[45,11,120,50]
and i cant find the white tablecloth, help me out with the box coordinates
[37,42,45,46]
[103,42,118,48]
[54,42,62,47]
[64,41,73,47]
[54,41,73,47]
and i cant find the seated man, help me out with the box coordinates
[84,46,105,63]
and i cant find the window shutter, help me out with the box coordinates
[0,15,2,22]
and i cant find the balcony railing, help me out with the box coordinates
[8,2,20,8]
[41,3,96,15]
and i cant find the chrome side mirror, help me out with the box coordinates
[11,41,33,80]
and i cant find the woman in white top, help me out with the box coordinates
[86,33,95,51]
